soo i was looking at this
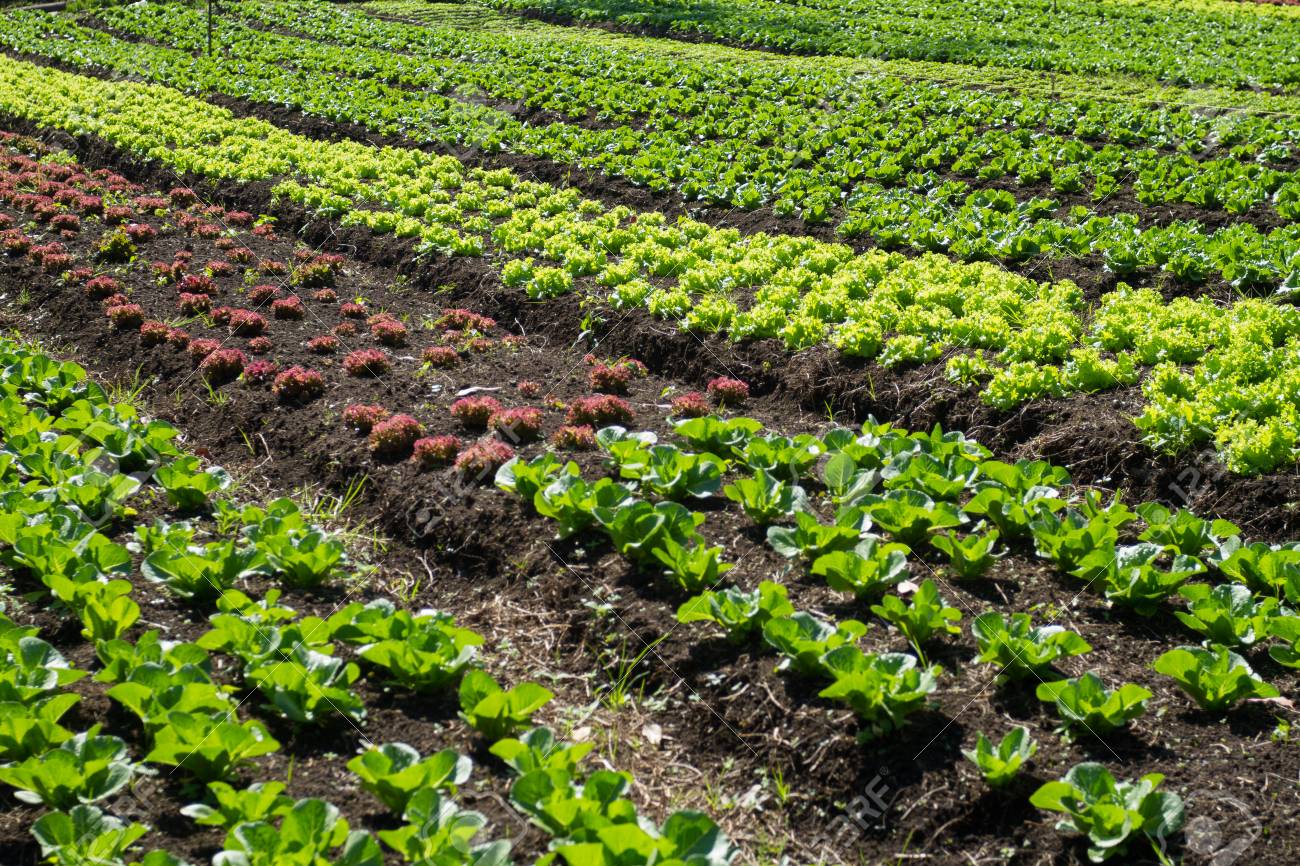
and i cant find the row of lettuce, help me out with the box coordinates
[2,55,1300,474]
[490,411,1300,862]
[7,2,1300,289]
[0,338,737,866]
[479,0,1300,91]
[3,333,1275,863]
[76,1,1300,226]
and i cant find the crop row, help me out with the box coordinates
[0,334,740,866]
[493,413,1300,860]
[479,0,1300,91]
[4,58,1300,472]
[97,0,1300,224]
[11,2,1300,284]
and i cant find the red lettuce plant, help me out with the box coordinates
[343,349,391,377]
[449,396,502,429]
[187,338,221,363]
[437,309,495,331]
[246,336,272,355]
[307,335,339,354]
[493,407,544,442]
[343,404,389,433]
[454,439,514,479]
[272,366,325,402]
[369,414,424,457]
[138,320,170,346]
[371,317,408,347]
[589,363,632,394]
[272,296,305,320]
[566,395,633,426]
[106,304,144,329]
[421,346,458,368]
[84,275,120,300]
[243,360,279,386]
[228,310,267,337]
[550,424,597,450]
[200,349,247,385]
[412,435,461,469]
[247,284,280,305]
[707,377,750,405]
[178,292,211,315]
[671,391,711,418]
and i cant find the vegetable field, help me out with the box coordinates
[0,0,1298,864]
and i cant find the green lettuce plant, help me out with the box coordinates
[962,726,1036,788]
[1030,763,1184,863]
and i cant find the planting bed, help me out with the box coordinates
[0,1,1299,865]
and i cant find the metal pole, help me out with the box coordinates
[207,0,213,56]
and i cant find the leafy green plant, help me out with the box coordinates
[1075,543,1205,615]
[1215,540,1300,597]
[31,806,150,866]
[72,578,139,641]
[0,729,134,808]
[142,541,261,602]
[210,797,382,866]
[818,647,941,740]
[348,743,471,814]
[378,788,511,866]
[930,529,1000,578]
[966,484,1063,544]
[673,415,761,458]
[762,613,867,677]
[635,445,725,500]
[652,538,733,593]
[535,475,634,539]
[246,647,366,724]
[509,768,636,840]
[495,454,575,504]
[811,538,910,598]
[859,490,965,546]
[332,601,483,691]
[869,580,961,663]
[971,612,1091,681]
[1153,645,1280,711]
[766,510,861,560]
[241,499,347,588]
[962,726,1036,788]
[154,455,231,511]
[1268,615,1300,668]
[1174,584,1277,647]
[182,781,293,830]
[1035,674,1151,740]
[599,500,704,564]
[107,667,231,735]
[490,726,594,776]
[676,581,793,643]
[147,712,281,782]
[0,693,78,761]
[1137,502,1238,556]
[458,670,553,740]
[1030,508,1119,572]
[723,469,806,524]
[882,451,980,501]
[0,632,86,703]
[1030,763,1184,863]
[741,433,823,482]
